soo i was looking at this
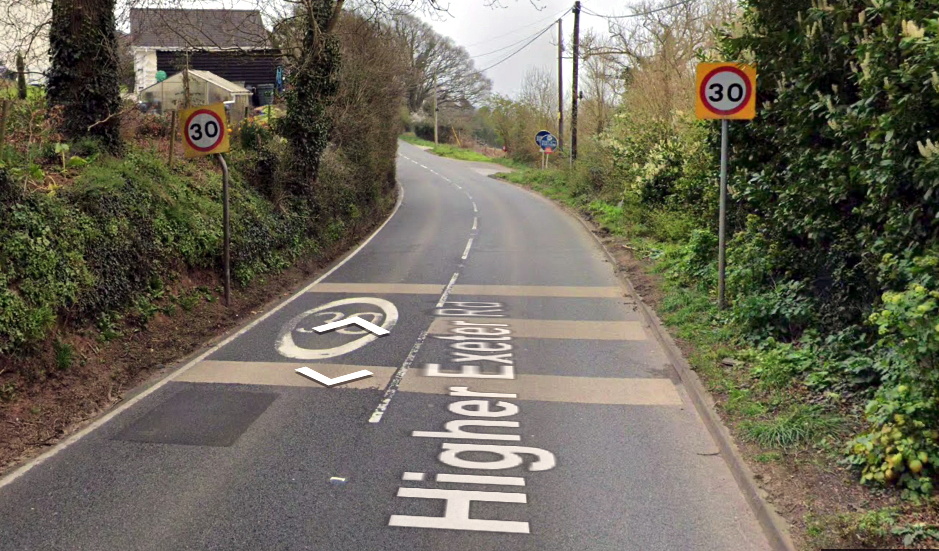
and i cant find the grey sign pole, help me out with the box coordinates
[217,153,231,307]
[718,119,729,310]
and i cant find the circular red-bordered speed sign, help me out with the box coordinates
[184,108,226,153]
[698,66,753,117]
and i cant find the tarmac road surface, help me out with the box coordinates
[0,141,770,551]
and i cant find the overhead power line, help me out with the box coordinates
[471,15,567,59]
[476,10,570,72]
[581,0,695,19]
[464,7,572,49]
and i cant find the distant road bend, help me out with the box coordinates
[0,141,771,551]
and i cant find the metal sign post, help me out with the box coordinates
[217,153,231,307]
[718,119,729,310]
[695,63,757,310]
[179,102,233,306]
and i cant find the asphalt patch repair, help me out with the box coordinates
[115,388,277,447]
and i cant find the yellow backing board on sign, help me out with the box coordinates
[695,63,757,120]
[179,102,231,158]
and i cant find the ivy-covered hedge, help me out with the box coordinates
[0,150,330,356]
[0,11,402,360]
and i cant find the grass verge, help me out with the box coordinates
[399,133,527,170]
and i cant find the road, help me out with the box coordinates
[0,141,771,550]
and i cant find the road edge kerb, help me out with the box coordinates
[499,177,796,551]
[0,181,404,490]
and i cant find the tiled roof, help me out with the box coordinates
[130,9,270,49]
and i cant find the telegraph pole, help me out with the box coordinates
[571,1,581,161]
[557,18,564,154]
[433,75,439,146]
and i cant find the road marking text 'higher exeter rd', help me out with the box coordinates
[389,302,557,533]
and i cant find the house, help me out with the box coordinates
[129,8,280,105]
[0,0,51,85]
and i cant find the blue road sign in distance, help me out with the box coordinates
[535,131,558,151]
[535,130,551,148]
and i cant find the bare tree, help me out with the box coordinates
[580,31,623,135]
[389,13,491,114]
[592,0,735,125]
[518,67,555,129]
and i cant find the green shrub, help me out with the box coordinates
[846,383,938,496]
[668,229,718,290]
[845,253,939,496]
[238,118,274,150]
[732,280,816,341]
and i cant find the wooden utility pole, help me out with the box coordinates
[557,18,564,154]
[571,1,581,162]
[433,75,439,146]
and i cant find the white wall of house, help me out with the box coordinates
[133,48,159,93]
[0,0,51,85]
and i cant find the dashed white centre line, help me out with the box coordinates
[436,272,461,308]
[371,271,462,424]
[374,148,486,424]
[461,237,474,261]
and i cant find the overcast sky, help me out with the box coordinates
[421,1,610,98]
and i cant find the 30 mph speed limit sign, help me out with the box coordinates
[179,102,230,158]
[695,63,757,120]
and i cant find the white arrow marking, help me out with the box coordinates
[295,367,374,387]
[312,316,390,336]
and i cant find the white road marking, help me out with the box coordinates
[436,272,461,309]
[295,367,374,387]
[472,217,478,231]
[0,180,408,491]
[371,271,462,424]
[312,315,390,336]
[369,328,431,424]
[436,474,526,486]
[461,238,474,260]
[472,202,478,213]
[275,297,398,360]
[389,488,530,533]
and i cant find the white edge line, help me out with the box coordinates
[435,272,461,309]
[0,181,407,491]
[461,237,474,261]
